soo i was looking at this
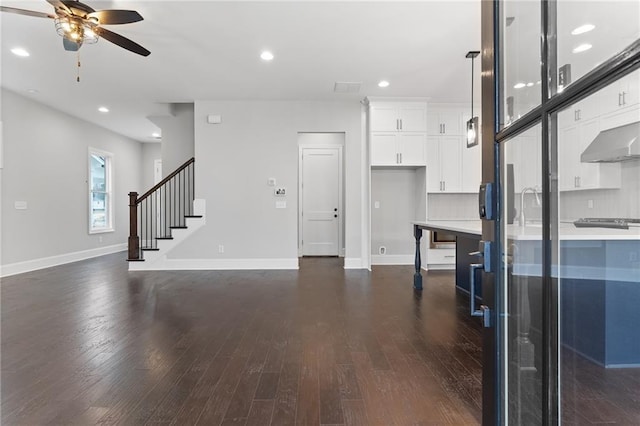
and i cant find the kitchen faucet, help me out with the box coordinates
[519,187,541,227]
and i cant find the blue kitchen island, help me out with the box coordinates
[413,220,640,368]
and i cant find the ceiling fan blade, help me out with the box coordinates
[63,37,82,51]
[46,0,71,15]
[95,27,150,57]
[0,6,55,19]
[87,10,143,25]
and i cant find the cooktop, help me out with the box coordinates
[573,218,640,230]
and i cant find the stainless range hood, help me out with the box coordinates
[581,121,640,163]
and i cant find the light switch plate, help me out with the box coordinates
[374,201,380,209]
[207,114,222,124]
[276,201,287,209]
[14,201,27,210]
[268,178,276,187]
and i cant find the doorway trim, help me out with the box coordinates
[298,133,345,258]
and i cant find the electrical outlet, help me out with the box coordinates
[379,246,386,255]
[218,245,224,253]
[588,199,594,209]
[374,201,380,209]
[99,236,103,243]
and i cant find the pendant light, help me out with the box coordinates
[466,50,480,147]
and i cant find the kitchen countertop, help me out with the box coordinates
[413,220,640,241]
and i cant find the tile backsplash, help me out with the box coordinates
[428,194,478,220]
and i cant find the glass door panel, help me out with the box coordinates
[556,72,640,425]
[500,123,544,424]
[499,0,542,129]
[556,1,640,94]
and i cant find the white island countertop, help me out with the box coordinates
[413,220,640,241]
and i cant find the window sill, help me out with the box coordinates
[89,228,115,235]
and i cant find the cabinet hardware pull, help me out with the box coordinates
[400,153,403,163]
[400,119,403,130]
[622,91,627,105]
[618,92,623,106]
[442,124,446,134]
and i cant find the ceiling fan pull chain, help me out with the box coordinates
[77,50,81,83]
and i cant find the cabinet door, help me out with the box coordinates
[577,119,600,189]
[621,72,639,108]
[512,131,540,193]
[440,111,462,135]
[426,137,441,192]
[398,105,427,132]
[398,134,426,165]
[558,125,579,191]
[370,133,398,166]
[370,106,399,132]
[439,136,462,192]
[461,143,482,193]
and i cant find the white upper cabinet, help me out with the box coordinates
[369,100,427,167]
[370,102,427,132]
[427,110,463,135]
[370,133,426,166]
[599,71,640,113]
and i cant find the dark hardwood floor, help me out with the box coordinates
[1,255,482,425]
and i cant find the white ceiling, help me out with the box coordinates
[1,1,481,142]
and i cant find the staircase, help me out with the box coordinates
[127,157,205,270]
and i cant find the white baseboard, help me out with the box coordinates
[129,257,299,271]
[343,257,367,269]
[371,255,414,265]
[426,264,456,271]
[1,243,127,277]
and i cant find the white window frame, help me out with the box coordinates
[88,148,114,234]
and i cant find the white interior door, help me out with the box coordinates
[301,147,341,256]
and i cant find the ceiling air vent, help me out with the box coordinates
[334,82,361,93]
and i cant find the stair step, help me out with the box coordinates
[156,237,174,240]
[142,248,160,251]
[170,226,188,229]
[185,215,203,218]
[127,258,145,262]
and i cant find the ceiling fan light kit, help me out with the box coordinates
[1,0,150,58]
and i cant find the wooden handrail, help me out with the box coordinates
[137,157,195,204]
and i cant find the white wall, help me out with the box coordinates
[1,89,142,271]
[141,142,162,191]
[168,100,364,267]
[149,103,194,176]
[371,169,419,257]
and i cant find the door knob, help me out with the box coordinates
[334,208,338,211]
[334,214,338,218]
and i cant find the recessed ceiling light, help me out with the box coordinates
[152,132,161,138]
[260,51,274,61]
[11,47,30,57]
[571,24,595,35]
[572,43,592,53]
[378,80,390,88]
[513,82,526,89]
[98,106,109,113]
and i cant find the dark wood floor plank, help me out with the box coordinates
[253,372,280,400]
[245,400,275,426]
[341,399,369,426]
[296,345,321,425]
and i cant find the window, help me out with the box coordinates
[88,148,113,233]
